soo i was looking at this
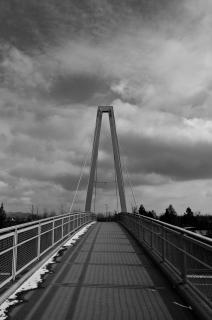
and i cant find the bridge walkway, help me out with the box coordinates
[9,222,196,320]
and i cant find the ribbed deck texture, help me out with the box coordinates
[10,222,196,320]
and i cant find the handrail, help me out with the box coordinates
[0,211,89,234]
[131,213,212,244]
[0,211,94,289]
[119,212,212,319]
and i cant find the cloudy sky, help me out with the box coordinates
[1,0,212,214]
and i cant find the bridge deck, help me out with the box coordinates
[9,222,196,320]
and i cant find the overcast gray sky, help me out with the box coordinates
[1,0,212,214]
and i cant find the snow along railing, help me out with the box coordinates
[119,213,212,320]
[0,211,95,289]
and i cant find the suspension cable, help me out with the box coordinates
[115,170,119,212]
[115,136,137,211]
[93,166,97,213]
[124,161,137,208]
[69,151,89,213]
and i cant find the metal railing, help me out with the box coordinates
[119,213,212,311]
[0,211,94,289]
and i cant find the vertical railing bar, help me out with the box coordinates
[0,212,94,290]
[37,222,41,260]
[68,214,71,234]
[12,228,18,281]
[75,213,77,228]
[150,220,153,249]
[52,217,55,245]
[162,226,166,262]
[181,231,187,283]
[61,217,64,240]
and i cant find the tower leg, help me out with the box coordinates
[85,106,127,213]
[109,109,127,212]
[85,109,102,212]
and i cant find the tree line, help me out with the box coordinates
[0,203,59,229]
[133,204,212,237]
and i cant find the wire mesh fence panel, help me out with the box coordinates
[163,229,183,274]
[69,217,74,232]
[63,218,69,237]
[18,227,38,244]
[0,234,14,253]
[134,217,140,239]
[55,219,62,227]
[165,241,184,275]
[0,233,14,286]
[40,230,52,254]
[41,222,53,233]
[0,212,94,289]
[152,224,163,256]
[187,254,212,303]
[17,238,38,271]
[183,236,212,303]
[79,214,82,226]
[142,225,152,247]
[54,225,62,243]
[73,216,78,230]
[184,236,212,273]
[119,213,212,308]
[0,249,13,285]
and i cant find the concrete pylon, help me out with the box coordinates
[85,106,127,213]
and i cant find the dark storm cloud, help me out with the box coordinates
[49,74,110,104]
[0,0,181,51]
[52,174,89,191]
[10,165,89,191]
[1,0,212,213]
[118,133,212,181]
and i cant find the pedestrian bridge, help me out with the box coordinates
[0,106,212,319]
[0,212,211,319]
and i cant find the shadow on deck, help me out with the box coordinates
[8,222,197,320]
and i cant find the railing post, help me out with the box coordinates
[61,217,64,239]
[12,228,18,281]
[71,214,74,232]
[139,218,142,243]
[137,216,140,241]
[180,231,187,283]
[136,216,139,239]
[139,217,142,243]
[150,220,153,249]
[68,214,71,235]
[52,218,55,245]
[161,226,166,262]
[37,222,41,260]
[75,213,77,229]
[142,217,145,243]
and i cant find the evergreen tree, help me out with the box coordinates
[183,207,194,226]
[147,210,157,219]
[138,204,146,216]
[160,204,178,225]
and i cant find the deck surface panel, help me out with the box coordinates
[9,222,197,320]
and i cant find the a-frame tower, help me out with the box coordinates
[85,106,127,213]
